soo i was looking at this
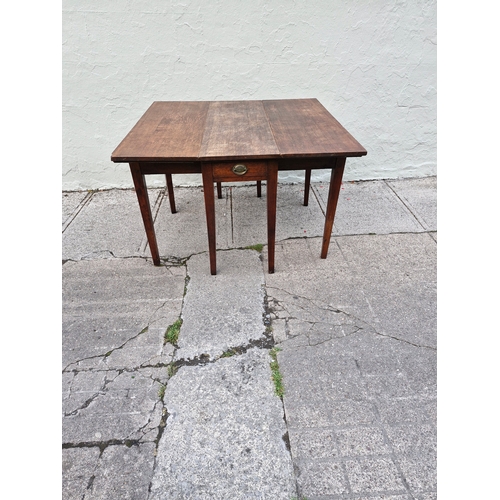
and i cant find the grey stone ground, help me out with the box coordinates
[63,176,436,499]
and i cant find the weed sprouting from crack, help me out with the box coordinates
[157,383,166,400]
[221,348,239,358]
[164,318,182,346]
[269,347,284,398]
[244,243,264,253]
[167,363,178,378]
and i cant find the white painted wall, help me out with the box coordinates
[62,0,436,191]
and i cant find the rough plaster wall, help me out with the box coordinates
[62,0,436,191]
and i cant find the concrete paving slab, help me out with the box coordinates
[312,180,424,235]
[336,426,391,457]
[175,249,267,362]
[397,455,437,493]
[62,188,163,261]
[62,257,187,499]
[344,457,407,494]
[85,443,156,500]
[265,233,436,499]
[62,443,157,500]
[265,236,373,321]
[62,176,437,499]
[149,348,296,500]
[276,333,435,498]
[62,447,101,500]
[296,461,349,496]
[333,232,437,348]
[266,233,436,348]
[385,423,437,456]
[62,258,184,370]
[63,367,167,444]
[387,176,437,231]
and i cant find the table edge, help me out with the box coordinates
[110,151,367,163]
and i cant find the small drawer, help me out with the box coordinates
[210,161,269,182]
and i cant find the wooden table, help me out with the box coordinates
[111,99,366,274]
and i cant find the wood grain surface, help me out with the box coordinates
[199,101,280,160]
[111,101,209,162]
[263,98,366,157]
[111,99,366,162]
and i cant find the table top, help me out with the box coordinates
[111,98,367,163]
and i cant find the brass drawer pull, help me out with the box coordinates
[232,164,248,175]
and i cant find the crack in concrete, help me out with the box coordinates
[63,369,171,471]
[165,282,275,369]
[63,183,436,498]
[169,333,276,370]
[62,279,184,373]
[370,330,436,350]
[63,361,175,376]
[138,188,165,254]
[145,258,192,489]
[81,250,117,260]
[62,190,95,233]
[130,398,164,443]
[267,286,436,350]
[311,183,327,216]
[229,186,235,244]
[62,253,307,498]
[263,286,301,498]
[268,287,364,325]
[62,326,151,372]
[63,371,120,417]
[63,439,142,452]
[143,267,300,494]
[63,390,103,418]
[63,254,151,264]
[384,180,429,232]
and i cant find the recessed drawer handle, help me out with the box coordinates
[232,164,248,175]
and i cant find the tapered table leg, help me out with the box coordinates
[165,173,177,214]
[321,157,346,259]
[216,182,222,199]
[130,162,161,265]
[257,180,262,198]
[304,168,311,206]
[202,165,217,275]
[266,162,278,273]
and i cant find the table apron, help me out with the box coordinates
[135,157,347,176]
[138,162,201,175]
[278,157,338,171]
